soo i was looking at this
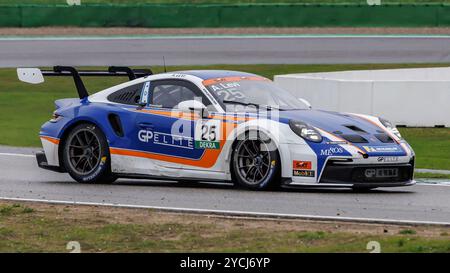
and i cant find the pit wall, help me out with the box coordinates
[274,68,450,127]
[2,4,450,27]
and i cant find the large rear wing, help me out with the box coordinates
[17,66,153,99]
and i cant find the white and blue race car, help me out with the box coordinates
[18,66,415,190]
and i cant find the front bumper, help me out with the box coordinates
[36,151,65,173]
[320,162,414,185]
[287,161,415,188]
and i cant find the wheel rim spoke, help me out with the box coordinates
[242,143,255,157]
[256,167,264,178]
[251,140,259,154]
[68,129,101,175]
[75,134,84,146]
[74,156,84,168]
[236,137,272,185]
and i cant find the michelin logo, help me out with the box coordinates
[363,146,401,153]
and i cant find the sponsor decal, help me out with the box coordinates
[320,147,344,156]
[139,81,150,105]
[325,141,347,145]
[377,156,399,163]
[293,170,315,177]
[363,145,401,153]
[171,73,186,78]
[194,120,221,150]
[210,82,241,92]
[195,141,219,150]
[364,168,398,178]
[138,130,194,149]
[82,156,107,182]
[293,160,312,170]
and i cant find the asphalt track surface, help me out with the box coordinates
[2,35,450,67]
[0,146,449,225]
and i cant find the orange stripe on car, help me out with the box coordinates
[138,109,199,120]
[349,114,400,144]
[110,121,239,168]
[40,136,60,145]
[315,128,368,156]
[135,109,255,123]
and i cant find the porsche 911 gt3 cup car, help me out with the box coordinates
[17,66,415,190]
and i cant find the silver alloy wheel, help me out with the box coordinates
[234,138,272,185]
[67,129,101,176]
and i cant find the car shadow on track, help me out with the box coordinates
[42,178,415,194]
[109,179,415,194]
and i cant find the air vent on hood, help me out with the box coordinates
[374,133,395,143]
[344,125,368,134]
[340,134,369,143]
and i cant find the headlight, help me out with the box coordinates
[379,118,402,139]
[289,120,322,143]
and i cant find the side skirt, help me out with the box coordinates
[115,173,233,184]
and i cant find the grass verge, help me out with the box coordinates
[0,200,448,253]
[0,63,449,170]
[414,172,450,179]
[399,128,450,170]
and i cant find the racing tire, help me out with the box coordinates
[62,123,116,184]
[231,132,281,190]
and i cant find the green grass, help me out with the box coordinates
[399,128,450,170]
[414,172,450,179]
[3,0,450,5]
[399,229,417,235]
[0,201,448,253]
[0,63,449,170]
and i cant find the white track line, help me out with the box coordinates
[0,196,448,227]
[0,152,34,158]
[2,34,450,41]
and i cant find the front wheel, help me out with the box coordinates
[62,123,116,184]
[231,132,281,190]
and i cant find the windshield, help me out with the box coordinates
[203,76,308,112]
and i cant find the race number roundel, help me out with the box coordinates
[194,120,221,150]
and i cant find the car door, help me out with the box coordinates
[134,79,217,170]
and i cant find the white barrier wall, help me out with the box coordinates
[274,67,450,127]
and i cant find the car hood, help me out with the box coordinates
[278,109,404,151]
[279,109,381,134]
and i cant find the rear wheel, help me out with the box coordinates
[62,123,116,184]
[231,132,280,190]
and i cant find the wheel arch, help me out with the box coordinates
[57,119,108,169]
[226,125,284,182]
[224,120,292,182]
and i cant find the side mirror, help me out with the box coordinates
[17,68,44,84]
[298,98,312,109]
[177,100,209,119]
